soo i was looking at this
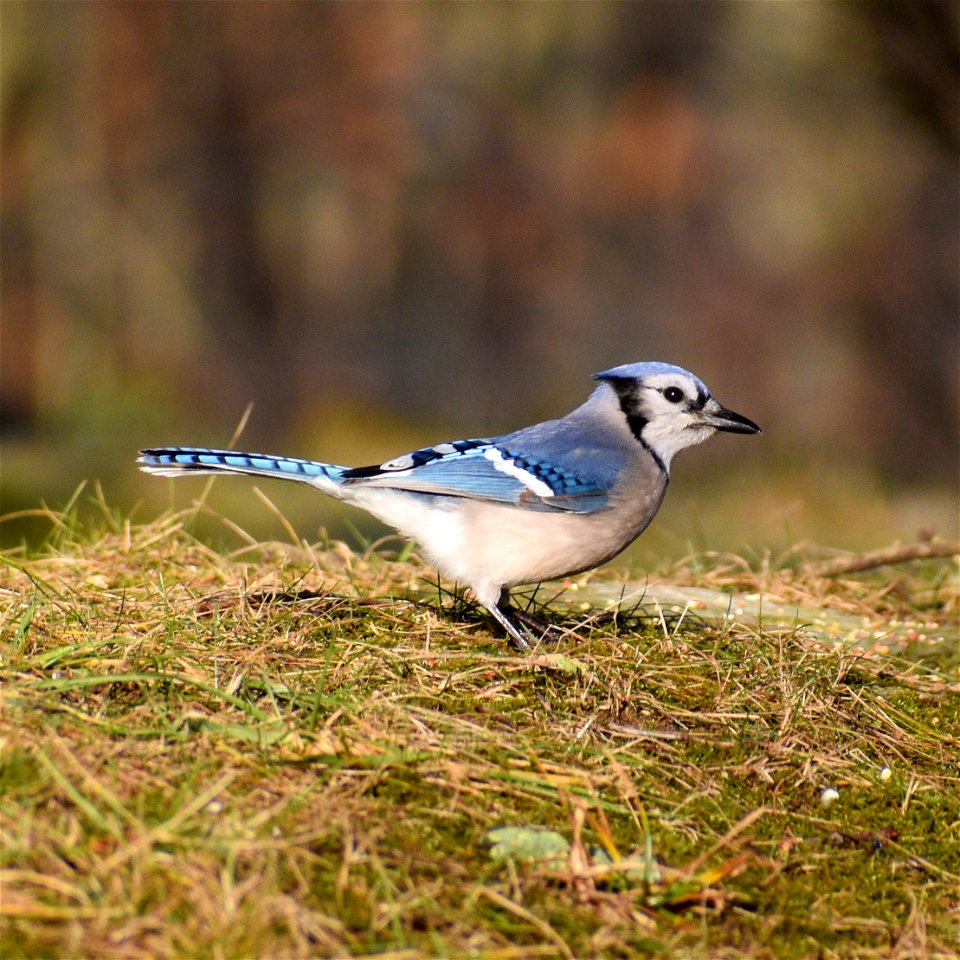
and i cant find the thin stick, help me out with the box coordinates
[682,806,768,875]
[808,539,959,578]
[477,887,574,960]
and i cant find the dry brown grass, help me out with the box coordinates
[1,504,958,958]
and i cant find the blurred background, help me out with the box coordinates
[2,1,958,565]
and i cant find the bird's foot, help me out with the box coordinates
[504,604,563,645]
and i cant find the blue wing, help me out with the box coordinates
[341,439,609,514]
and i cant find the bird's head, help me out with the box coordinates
[595,361,761,472]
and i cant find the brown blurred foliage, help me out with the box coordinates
[2,0,958,485]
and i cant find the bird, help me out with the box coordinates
[138,361,760,650]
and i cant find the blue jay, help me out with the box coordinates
[139,361,759,650]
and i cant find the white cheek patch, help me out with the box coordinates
[640,417,713,472]
[484,448,554,498]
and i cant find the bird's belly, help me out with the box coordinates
[451,501,646,587]
[350,488,654,592]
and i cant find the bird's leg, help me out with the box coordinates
[499,589,566,645]
[482,595,531,651]
[487,590,555,650]
[507,605,554,635]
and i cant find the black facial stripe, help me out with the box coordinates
[635,426,667,475]
[623,412,646,444]
[604,376,635,407]
[603,379,640,434]
[605,376,667,475]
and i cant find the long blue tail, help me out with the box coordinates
[138,447,347,492]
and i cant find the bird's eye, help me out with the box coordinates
[663,386,685,404]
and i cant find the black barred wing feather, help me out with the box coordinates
[342,441,609,513]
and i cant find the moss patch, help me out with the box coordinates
[1,509,957,958]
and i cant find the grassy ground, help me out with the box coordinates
[2,498,958,959]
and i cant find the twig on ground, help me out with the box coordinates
[808,539,959,578]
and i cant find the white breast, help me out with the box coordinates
[347,475,665,610]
